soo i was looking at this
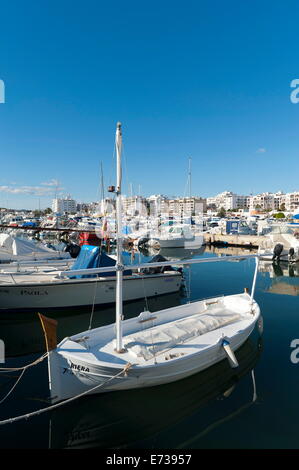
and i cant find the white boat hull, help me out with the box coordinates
[47,293,260,403]
[0,272,182,311]
[258,249,299,263]
[149,236,203,249]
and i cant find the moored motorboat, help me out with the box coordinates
[0,247,182,312]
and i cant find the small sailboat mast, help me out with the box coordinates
[188,156,192,199]
[115,122,124,352]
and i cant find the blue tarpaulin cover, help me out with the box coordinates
[122,225,132,234]
[69,245,132,278]
[22,222,37,227]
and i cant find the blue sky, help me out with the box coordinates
[0,0,299,209]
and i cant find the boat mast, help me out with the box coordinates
[188,157,192,224]
[115,122,125,352]
[188,157,192,199]
[100,161,105,215]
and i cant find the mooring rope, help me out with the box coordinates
[140,272,149,312]
[88,243,109,330]
[0,352,49,373]
[0,369,26,405]
[0,362,132,426]
[88,277,100,330]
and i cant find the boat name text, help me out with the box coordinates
[70,362,90,372]
[20,290,49,296]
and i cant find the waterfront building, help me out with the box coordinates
[52,196,77,214]
[168,197,207,216]
[207,191,249,211]
[146,195,169,216]
[122,195,147,216]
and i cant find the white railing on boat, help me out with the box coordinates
[57,254,260,278]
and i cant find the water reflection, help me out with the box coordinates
[1,292,182,357]
[138,245,205,260]
[259,260,299,296]
[204,245,258,257]
[49,334,262,449]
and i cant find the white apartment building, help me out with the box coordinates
[52,196,77,214]
[284,192,299,211]
[147,195,169,216]
[122,196,147,216]
[207,191,249,211]
[273,192,285,210]
[249,192,275,211]
[248,191,299,212]
[168,197,207,215]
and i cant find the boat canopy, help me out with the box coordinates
[69,245,132,278]
[0,234,61,255]
[0,233,13,251]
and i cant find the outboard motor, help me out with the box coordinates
[137,237,150,248]
[289,247,295,263]
[64,243,81,258]
[140,254,176,275]
[272,243,284,261]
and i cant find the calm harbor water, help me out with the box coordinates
[0,246,299,449]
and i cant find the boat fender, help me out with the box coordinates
[222,339,239,368]
[257,316,263,335]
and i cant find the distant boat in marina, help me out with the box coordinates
[0,234,72,263]
[258,225,299,262]
[147,223,204,249]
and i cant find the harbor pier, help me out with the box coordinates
[203,232,266,248]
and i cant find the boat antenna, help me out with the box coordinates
[100,162,105,212]
[115,122,125,352]
[188,156,192,225]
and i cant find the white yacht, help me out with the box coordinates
[146,223,204,249]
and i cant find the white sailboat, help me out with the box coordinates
[45,123,262,404]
